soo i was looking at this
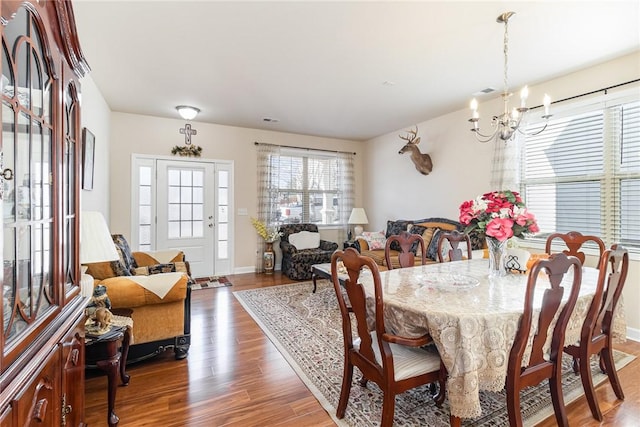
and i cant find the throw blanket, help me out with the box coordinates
[126,272,184,299]
[143,250,183,264]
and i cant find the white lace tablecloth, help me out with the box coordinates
[358,258,627,419]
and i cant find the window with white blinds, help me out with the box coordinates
[521,97,640,251]
[269,151,347,225]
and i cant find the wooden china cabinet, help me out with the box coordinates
[0,1,89,425]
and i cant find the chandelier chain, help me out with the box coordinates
[503,19,509,95]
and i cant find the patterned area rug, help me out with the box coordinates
[191,276,232,290]
[233,280,634,427]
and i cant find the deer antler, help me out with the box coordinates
[399,126,420,144]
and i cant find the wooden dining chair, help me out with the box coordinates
[384,231,427,270]
[545,231,605,267]
[436,230,472,262]
[563,244,628,421]
[330,248,446,427]
[506,252,582,427]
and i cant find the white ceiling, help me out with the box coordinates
[72,1,640,141]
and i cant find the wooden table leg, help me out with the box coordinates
[119,326,131,386]
[312,272,318,293]
[96,339,122,427]
[450,415,461,427]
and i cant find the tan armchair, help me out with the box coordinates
[85,234,192,363]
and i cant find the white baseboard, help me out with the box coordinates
[233,265,281,274]
[626,326,640,342]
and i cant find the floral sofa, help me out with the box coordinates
[279,223,339,280]
[354,217,485,269]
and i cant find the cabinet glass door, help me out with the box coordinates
[2,7,56,346]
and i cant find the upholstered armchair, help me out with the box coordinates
[85,234,192,363]
[279,224,338,280]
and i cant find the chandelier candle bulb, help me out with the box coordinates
[543,94,551,116]
[520,86,528,106]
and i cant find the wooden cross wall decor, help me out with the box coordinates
[179,123,198,145]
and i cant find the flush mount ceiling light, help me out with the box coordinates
[176,105,200,121]
[468,12,552,143]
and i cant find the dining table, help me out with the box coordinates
[356,258,627,421]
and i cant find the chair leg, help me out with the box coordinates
[549,375,569,427]
[380,392,396,427]
[506,387,523,427]
[572,356,579,374]
[601,346,625,400]
[336,360,354,419]
[578,352,603,421]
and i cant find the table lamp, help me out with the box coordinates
[80,211,119,298]
[348,208,369,237]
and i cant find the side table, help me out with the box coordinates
[85,315,132,427]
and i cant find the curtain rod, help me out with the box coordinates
[254,141,356,155]
[529,78,640,110]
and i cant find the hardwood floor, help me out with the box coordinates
[85,272,640,426]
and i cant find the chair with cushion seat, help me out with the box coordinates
[331,248,446,427]
[506,252,582,427]
[384,231,427,270]
[436,230,472,263]
[545,231,605,268]
[279,223,339,280]
[85,234,193,362]
[563,244,628,421]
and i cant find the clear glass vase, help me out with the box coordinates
[486,237,508,277]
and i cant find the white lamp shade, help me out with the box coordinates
[176,105,200,120]
[348,208,369,225]
[80,211,119,264]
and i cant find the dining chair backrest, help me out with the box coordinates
[331,248,386,373]
[506,252,582,427]
[436,230,472,262]
[562,244,629,421]
[584,244,628,350]
[330,248,446,426]
[384,231,427,270]
[545,231,605,268]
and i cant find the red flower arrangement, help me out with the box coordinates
[459,190,539,242]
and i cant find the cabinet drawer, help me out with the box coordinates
[12,350,60,426]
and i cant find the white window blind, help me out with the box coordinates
[268,150,349,225]
[521,97,640,251]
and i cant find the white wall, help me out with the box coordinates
[362,51,640,337]
[108,113,365,273]
[79,75,111,220]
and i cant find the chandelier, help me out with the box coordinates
[468,12,552,143]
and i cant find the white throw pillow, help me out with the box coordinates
[289,231,321,250]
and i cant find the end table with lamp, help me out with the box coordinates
[348,207,368,238]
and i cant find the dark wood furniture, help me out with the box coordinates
[1,1,89,425]
[86,325,132,427]
[330,248,446,427]
[384,231,427,270]
[545,231,606,267]
[505,253,582,427]
[564,244,629,421]
[436,230,472,262]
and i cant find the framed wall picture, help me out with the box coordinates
[82,128,95,190]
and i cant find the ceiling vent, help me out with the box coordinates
[263,117,279,123]
[473,87,496,96]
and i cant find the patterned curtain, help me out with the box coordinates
[256,143,280,271]
[490,135,522,191]
[336,152,355,243]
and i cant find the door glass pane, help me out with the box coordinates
[218,205,228,222]
[218,170,228,187]
[218,188,228,205]
[218,223,228,240]
[218,241,228,259]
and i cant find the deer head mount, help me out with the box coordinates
[399,126,433,175]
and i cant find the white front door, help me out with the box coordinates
[156,160,215,278]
